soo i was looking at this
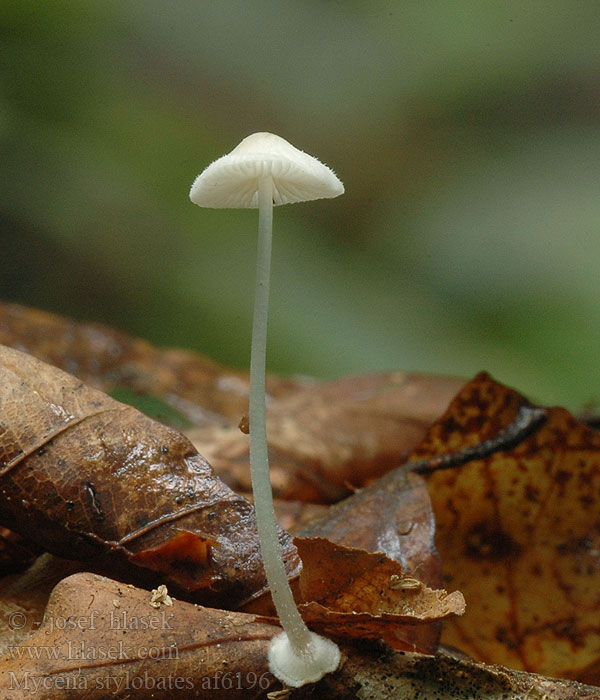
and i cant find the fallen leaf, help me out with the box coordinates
[131,531,218,591]
[274,500,329,534]
[0,344,299,608]
[242,469,446,653]
[312,645,600,700]
[0,554,84,654]
[192,372,464,502]
[0,302,464,503]
[0,301,298,424]
[294,538,464,650]
[0,527,41,574]
[1,572,595,699]
[0,572,278,699]
[297,469,444,652]
[404,372,600,682]
[298,470,441,588]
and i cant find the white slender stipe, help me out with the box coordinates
[190,133,343,687]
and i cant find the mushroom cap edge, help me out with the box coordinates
[189,132,344,209]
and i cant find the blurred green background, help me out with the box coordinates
[2,2,599,410]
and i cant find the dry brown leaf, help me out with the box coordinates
[1,572,595,700]
[0,301,298,423]
[192,372,464,502]
[405,372,600,683]
[0,554,84,654]
[0,572,278,699]
[298,470,441,588]
[296,538,457,618]
[296,469,444,652]
[0,344,299,607]
[0,302,464,503]
[244,468,445,653]
[0,526,41,574]
[247,536,463,652]
[272,499,330,534]
[311,646,600,700]
[294,537,464,650]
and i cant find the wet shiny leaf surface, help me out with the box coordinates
[0,344,299,608]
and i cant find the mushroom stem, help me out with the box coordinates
[191,134,343,686]
[249,175,312,651]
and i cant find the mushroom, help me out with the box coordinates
[190,133,343,687]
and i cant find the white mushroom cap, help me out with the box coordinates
[189,132,344,209]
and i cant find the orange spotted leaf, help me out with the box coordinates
[406,372,600,683]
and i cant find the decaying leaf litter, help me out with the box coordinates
[0,342,299,608]
[405,372,600,684]
[0,340,462,632]
[0,301,462,503]
[0,302,598,698]
[0,572,595,700]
